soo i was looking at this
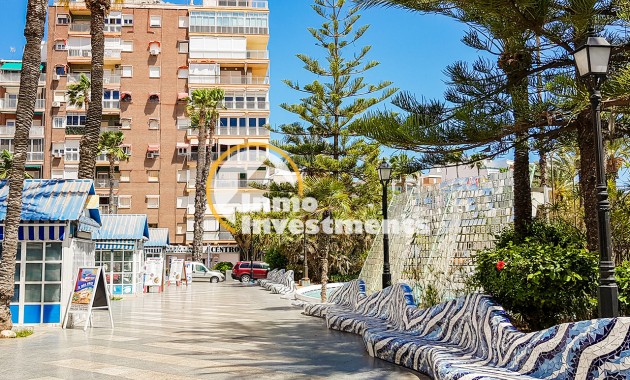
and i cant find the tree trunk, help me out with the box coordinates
[79,3,107,179]
[577,114,599,251]
[513,133,532,236]
[109,156,115,214]
[0,0,46,330]
[192,117,208,262]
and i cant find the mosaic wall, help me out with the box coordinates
[359,172,515,301]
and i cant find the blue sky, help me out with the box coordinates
[0,0,479,151]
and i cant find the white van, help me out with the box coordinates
[186,262,225,283]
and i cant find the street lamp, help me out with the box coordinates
[573,29,618,318]
[302,222,310,286]
[249,221,254,283]
[378,158,392,289]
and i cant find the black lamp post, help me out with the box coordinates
[378,158,392,289]
[302,222,309,285]
[573,30,618,318]
[249,221,254,283]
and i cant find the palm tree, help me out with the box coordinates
[59,0,123,179]
[187,88,225,262]
[98,131,129,214]
[390,153,422,193]
[0,150,32,180]
[0,0,47,330]
[469,153,486,176]
[66,73,90,134]
[605,138,630,182]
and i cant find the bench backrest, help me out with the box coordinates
[354,284,416,329]
[327,279,366,308]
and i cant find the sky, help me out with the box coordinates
[0,0,481,154]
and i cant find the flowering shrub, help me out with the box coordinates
[616,261,630,315]
[470,224,598,330]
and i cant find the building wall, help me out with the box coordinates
[44,2,270,248]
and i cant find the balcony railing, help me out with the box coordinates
[189,25,268,35]
[189,50,269,60]
[0,98,45,111]
[223,100,269,110]
[26,152,44,162]
[104,24,121,33]
[185,231,235,242]
[0,126,14,136]
[95,178,119,189]
[102,100,120,109]
[29,126,44,137]
[0,72,46,84]
[68,72,120,85]
[99,205,111,215]
[69,23,90,33]
[104,49,122,59]
[0,125,47,137]
[216,0,268,8]
[216,127,269,136]
[188,75,269,85]
[68,48,92,58]
[211,179,271,188]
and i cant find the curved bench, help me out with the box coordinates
[258,268,279,287]
[263,269,285,290]
[317,284,630,379]
[270,270,296,295]
[303,279,366,318]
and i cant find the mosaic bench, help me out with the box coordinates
[270,270,296,295]
[303,279,367,318]
[258,268,279,287]
[263,269,285,290]
[321,285,630,379]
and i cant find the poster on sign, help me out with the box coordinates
[144,258,164,292]
[62,267,113,331]
[169,258,185,285]
[184,262,193,285]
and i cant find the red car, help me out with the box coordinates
[231,261,269,282]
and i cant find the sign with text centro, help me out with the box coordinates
[63,266,113,331]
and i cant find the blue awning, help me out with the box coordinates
[96,240,136,250]
[0,224,66,241]
[92,214,149,241]
[145,228,170,247]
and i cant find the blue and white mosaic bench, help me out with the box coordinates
[308,282,630,379]
[262,269,285,290]
[258,268,279,287]
[303,279,366,318]
[270,270,296,295]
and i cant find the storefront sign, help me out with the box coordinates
[144,258,164,291]
[62,267,113,331]
[206,245,241,254]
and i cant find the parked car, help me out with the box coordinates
[186,262,225,283]
[231,261,269,282]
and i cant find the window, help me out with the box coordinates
[121,41,133,52]
[178,41,189,53]
[122,14,133,26]
[120,144,132,156]
[54,40,67,51]
[56,14,70,25]
[64,140,80,162]
[147,170,159,182]
[176,223,186,234]
[66,113,86,127]
[148,119,159,130]
[51,169,64,179]
[121,65,133,78]
[177,118,191,130]
[52,142,64,157]
[149,66,160,78]
[178,16,188,28]
[53,117,65,129]
[55,66,66,76]
[119,170,131,182]
[118,195,131,209]
[176,196,188,209]
[63,166,79,179]
[150,15,161,27]
[146,195,160,209]
[0,139,13,153]
[121,118,131,129]
[178,68,188,79]
[53,91,65,103]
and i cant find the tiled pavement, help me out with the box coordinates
[0,281,425,379]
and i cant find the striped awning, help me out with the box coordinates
[0,224,66,241]
[95,240,136,250]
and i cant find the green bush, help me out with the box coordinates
[495,220,585,249]
[471,229,598,330]
[264,247,288,270]
[616,261,630,315]
[213,262,233,273]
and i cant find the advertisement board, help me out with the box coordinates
[62,267,113,331]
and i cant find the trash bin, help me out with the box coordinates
[225,270,232,281]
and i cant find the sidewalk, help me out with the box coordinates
[0,281,425,379]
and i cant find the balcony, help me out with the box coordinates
[0,98,45,112]
[185,231,235,243]
[102,100,120,110]
[189,25,268,35]
[211,178,271,189]
[66,126,86,135]
[26,152,44,162]
[104,49,122,61]
[69,23,90,33]
[223,100,269,110]
[68,72,120,85]
[189,50,269,60]
[0,125,44,137]
[0,72,46,85]
[95,178,119,189]
[188,75,269,85]
[29,126,44,137]
[215,0,268,8]
[99,205,111,215]
[103,24,121,33]
[216,127,269,137]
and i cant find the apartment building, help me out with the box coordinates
[0,60,47,179]
[45,0,271,259]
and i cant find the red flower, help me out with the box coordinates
[496,261,506,271]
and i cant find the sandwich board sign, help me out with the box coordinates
[144,257,164,292]
[62,267,114,331]
[168,258,188,286]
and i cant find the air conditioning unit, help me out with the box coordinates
[53,74,60,81]
[51,101,61,108]
[146,152,160,159]
[150,48,160,56]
